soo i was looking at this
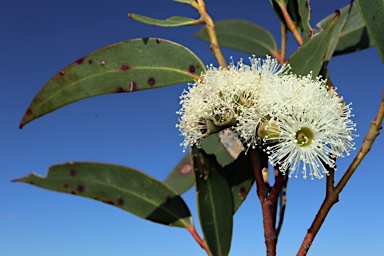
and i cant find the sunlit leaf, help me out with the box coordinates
[317,3,375,62]
[194,19,278,56]
[14,162,193,228]
[164,153,194,195]
[201,133,236,167]
[20,38,205,128]
[288,11,340,77]
[356,0,384,61]
[128,14,201,27]
[192,147,233,256]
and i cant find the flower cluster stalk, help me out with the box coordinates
[250,149,285,256]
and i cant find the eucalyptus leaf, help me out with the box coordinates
[128,14,201,27]
[356,0,384,61]
[164,153,194,195]
[288,11,340,77]
[270,0,302,32]
[317,3,375,61]
[20,38,205,128]
[223,153,254,212]
[14,162,193,228]
[201,133,236,167]
[194,19,277,56]
[192,147,233,256]
[297,0,312,43]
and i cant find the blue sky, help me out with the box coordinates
[2,1,383,255]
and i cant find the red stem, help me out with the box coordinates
[250,149,285,256]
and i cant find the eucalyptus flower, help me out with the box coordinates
[257,74,357,179]
[176,56,285,151]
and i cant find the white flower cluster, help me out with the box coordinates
[176,56,356,179]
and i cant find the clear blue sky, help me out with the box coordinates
[1,1,383,255]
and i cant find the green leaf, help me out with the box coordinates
[201,133,236,167]
[20,38,205,128]
[194,20,278,56]
[14,162,193,228]
[297,0,312,43]
[223,153,254,212]
[192,147,233,256]
[270,0,302,31]
[128,14,201,27]
[164,153,194,195]
[288,11,340,77]
[317,3,374,62]
[356,0,384,61]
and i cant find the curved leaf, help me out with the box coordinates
[164,153,194,195]
[223,153,254,212]
[194,19,278,56]
[270,0,302,32]
[288,11,340,77]
[192,147,233,256]
[357,0,384,61]
[317,3,375,61]
[20,38,205,128]
[297,0,312,43]
[201,131,243,168]
[128,14,201,27]
[14,162,193,228]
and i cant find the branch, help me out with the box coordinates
[250,149,285,256]
[278,3,303,46]
[195,0,227,68]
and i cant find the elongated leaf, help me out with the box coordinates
[14,162,193,228]
[317,3,374,61]
[356,0,384,61]
[192,147,233,256]
[201,133,235,167]
[270,0,302,31]
[194,20,278,56]
[164,153,194,195]
[288,11,340,77]
[297,0,312,43]
[223,153,254,212]
[128,14,201,27]
[20,38,205,128]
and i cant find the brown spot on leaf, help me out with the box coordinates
[189,65,196,73]
[147,77,156,86]
[71,191,76,195]
[88,59,93,64]
[156,38,162,44]
[120,64,130,71]
[64,183,69,188]
[59,70,65,76]
[239,186,246,199]
[180,164,192,175]
[100,61,106,66]
[26,108,33,116]
[116,87,126,93]
[70,169,76,176]
[77,185,84,193]
[117,198,124,206]
[76,57,85,64]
